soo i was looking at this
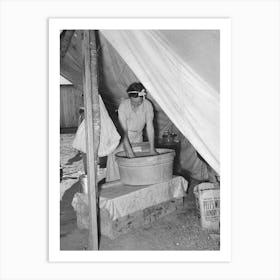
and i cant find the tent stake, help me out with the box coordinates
[82,30,100,250]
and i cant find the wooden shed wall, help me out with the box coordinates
[60,85,83,128]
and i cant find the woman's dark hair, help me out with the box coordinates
[126,82,146,96]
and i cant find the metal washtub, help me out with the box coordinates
[115,148,175,186]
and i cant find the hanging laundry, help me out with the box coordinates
[72,95,121,157]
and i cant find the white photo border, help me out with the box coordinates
[49,18,231,262]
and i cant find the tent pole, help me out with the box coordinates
[82,30,100,250]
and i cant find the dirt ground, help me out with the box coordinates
[60,133,220,250]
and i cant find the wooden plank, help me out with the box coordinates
[60,88,66,128]
[60,86,83,128]
[82,30,100,250]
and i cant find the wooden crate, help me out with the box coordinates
[75,196,184,239]
[100,197,184,239]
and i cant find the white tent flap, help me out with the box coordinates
[101,30,220,173]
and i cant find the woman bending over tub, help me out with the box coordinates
[106,82,157,182]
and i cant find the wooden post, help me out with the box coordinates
[82,30,100,250]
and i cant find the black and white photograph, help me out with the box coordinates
[1,0,280,279]
[57,23,225,254]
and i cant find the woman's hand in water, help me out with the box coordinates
[126,150,135,158]
[149,149,158,156]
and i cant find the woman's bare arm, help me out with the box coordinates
[119,117,135,158]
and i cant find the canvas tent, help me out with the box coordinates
[60,30,220,180]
